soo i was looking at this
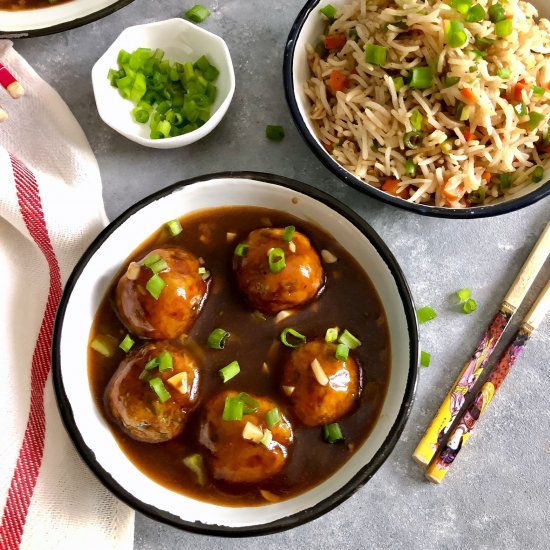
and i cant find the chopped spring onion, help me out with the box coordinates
[90,335,118,357]
[325,327,339,343]
[149,377,171,403]
[320,3,337,20]
[283,225,295,242]
[119,334,134,353]
[145,357,160,370]
[404,160,417,177]
[265,408,280,429]
[463,298,477,314]
[488,3,506,23]
[410,109,423,131]
[219,361,240,383]
[499,173,512,190]
[223,396,244,421]
[440,140,454,154]
[268,247,286,273]
[446,20,467,48]
[456,288,472,302]
[403,130,424,149]
[280,328,307,348]
[166,219,182,236]
[337,329,361,349]
[417,306,437,324]
[207,328,230,349]
[468,186,486,203]
[475,37,495,49]
[260,429,273,447]
[149,258,168,274]
[514,102,528,117]
[146,274,166,300]
[185,4,211,23]
[420,351,431,368]
[143,253,161,267]
[158,351,173,372]
[525,112,545,131]
[234,243,250,257]
[533,85,546,97]
[450,0,472,15]
[323,423,344,444]
[335,343,349,361]
[364,44,387,66]
[465,4,485,23]
[183,453,206,485]
[532,166,545,183]
[393,76,405,91]
[238,392,260,414]
[266,125,285,141]
[408,66,433,89]
[443,76,460,88]
[497,67,511,79]
[495,18,513,38]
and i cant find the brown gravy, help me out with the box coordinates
[88,206,390,506]
[0,0,72,10]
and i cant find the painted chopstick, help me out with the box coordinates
[412,221,550,466]
[0,62,24,99]
[426,279,550,483]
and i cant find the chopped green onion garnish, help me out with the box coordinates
[488,3,506,23]
[497,67,511,79]
[283,225,295,242]
[143,253,161,267]
[463,298,477,314]
[149,377,171,403]
[404,159,417,177]
[183,453,206,485]
[238,392,260,414]
[219,361,240,383]
[265,408,280,429]
[499,173,512,190]
[90,335,118,357]
[146,274,166,300]
[185,4,211,23]
[532,166,545,183]
[514,102,528,117]
[456,288,472,302]
[207,328,230,349]
[222,396,244,421]
[158,351,173,372]
[410,109,423,131]
[420,351,431,367]
[234,243,249,257]
[465,4,485,22]
[166,219,182,236]
[337,329,361,349]
[119,334,134,353]
[393,76,405,91]
[417,306,437,324]
[325,327,339,343]
[450,0,472,15]
[408,66,433,89]
[335,343,349,361]
[469,186,487,204]
[364,44,387,66]
[533,85,546,97]
[475,37,495,49]
[268,247,286,273]
[440,139,454,154]
[495,18,513,38]
[403,130,424,149]
[319,3,337,20]
[280,327,307,348]
[149,258,168,274]
[260,429,273,447]
[446,20,467,48]
[145,357,159,370]
[323,423,344,444]
[525,112,545,131]
[266,125,285,141]
[443,76,460,88]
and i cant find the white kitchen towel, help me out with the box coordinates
[0,40,134,550]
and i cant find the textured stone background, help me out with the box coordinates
[14,1,550,548]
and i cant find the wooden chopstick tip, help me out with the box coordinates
[7,81,24,99]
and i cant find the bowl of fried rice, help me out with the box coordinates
[284,0,550,217]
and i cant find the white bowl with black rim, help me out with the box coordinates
[283,0,550,218]
[52,172,418,535]
[0,0,135,38]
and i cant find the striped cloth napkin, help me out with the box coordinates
[0,40,134,550]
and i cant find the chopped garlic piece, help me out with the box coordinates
[274,310,293,323]
[288,241,296,253]
[226,232,237,242]
[282,385,295,396]
[311,358,329,386]
[260,489,280,502]
[242,421,264,443]
[262,362,269,375]
[167,371,188,394]
[321,249,338,264]
[126,262,140,280]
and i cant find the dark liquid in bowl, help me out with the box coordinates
[0,0,72,9]
[88,206,391,506]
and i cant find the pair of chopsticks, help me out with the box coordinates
[413,221,550,483]
[0,62,25,122]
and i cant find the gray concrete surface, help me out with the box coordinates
[14,0,550,548]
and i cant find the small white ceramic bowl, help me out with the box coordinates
[91,18,235,149]
[53,173,418,535]
[283,0,550,218]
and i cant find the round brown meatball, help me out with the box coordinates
[105,342,200,443]
[281,339,361,427]
[115,247,208,340]
[233,227,324,314]
[199,391,293,483]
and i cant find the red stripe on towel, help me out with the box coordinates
[0,155,63,550]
